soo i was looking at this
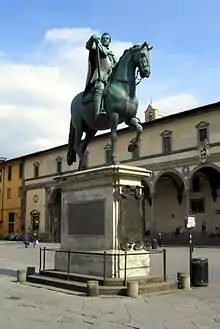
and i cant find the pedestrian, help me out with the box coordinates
[201,220,207,234]
[32,234,38,248]
[23,234,29,248]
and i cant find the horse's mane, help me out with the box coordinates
[110,44,141,82]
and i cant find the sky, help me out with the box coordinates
[0,0,220,158]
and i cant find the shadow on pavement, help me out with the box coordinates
[0,268,17,277]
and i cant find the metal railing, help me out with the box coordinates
[39,247,167,285]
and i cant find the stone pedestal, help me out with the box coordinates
[54,164,152,279]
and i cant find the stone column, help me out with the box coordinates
[151,192,156,235]
[182,166,190,218]
[185,188,190,217]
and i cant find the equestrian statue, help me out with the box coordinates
[67,32,153,170]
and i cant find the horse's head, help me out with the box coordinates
[110,41,152,86]
[132,42,153,79]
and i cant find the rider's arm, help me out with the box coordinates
[85,36,95,50]
[86,35,108,56]
[97,42,108,56]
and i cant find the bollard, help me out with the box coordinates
[17,269,27,283]
[179,274,191,290]
[127,281,138,298]
[177,272,184,289]
[87,280,99,297]
[26,266,35,277]
[158,233,162,247]
[151,238,158,250]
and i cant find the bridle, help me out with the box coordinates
[135,69,142,86]
[134,47,150,86]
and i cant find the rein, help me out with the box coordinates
[109,47,144,86]
[135,69,142,86]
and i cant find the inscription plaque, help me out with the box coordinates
[118,195,143,247]
[67,199,105,235]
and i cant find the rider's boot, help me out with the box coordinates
[93,93,106,118]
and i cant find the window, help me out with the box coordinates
[19,163,23,179]
[196,122,210,143]
[56,156,62,174]
[149,112,153,121]
[198,128,208,142]
[163,136,171,153]
[8,166,12,181]
[18,186,22,198]
[161,130,172,154]
[7,188,11,199]
[34,162,39,178]
[30,210,40,233]
[190,198,205,214]
[8,212,15,234]
[57,161,62,173]
[104,144,112,164]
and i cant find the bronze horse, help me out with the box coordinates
[67,42,152,170]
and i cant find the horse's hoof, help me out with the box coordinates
[111,161,120,166]
[133,241,144,250]
[128,143,136,152]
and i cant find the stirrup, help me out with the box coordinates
[98,108,107,116]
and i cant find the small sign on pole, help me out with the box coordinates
[187,216,196,229]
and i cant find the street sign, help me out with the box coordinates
[187,216,196,228]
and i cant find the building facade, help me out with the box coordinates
[21,101,220,243]
[0,158,25,234]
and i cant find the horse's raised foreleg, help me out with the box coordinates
[78,128,97,170]
[126,117,143,153]
[110,112,119,164]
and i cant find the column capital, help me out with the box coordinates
[150,191,156,198]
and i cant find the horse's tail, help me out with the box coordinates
[67,119,76,166]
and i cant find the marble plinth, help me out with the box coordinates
[55,249,150,278]
[54,164,152,278]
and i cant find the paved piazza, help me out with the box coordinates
[0,243,220,328]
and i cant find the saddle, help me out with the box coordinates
[82,77,112,105]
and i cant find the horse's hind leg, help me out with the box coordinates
[126,117,143,153]
[78,128,97,170]
[73,121,83,171]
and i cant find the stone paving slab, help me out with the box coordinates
[0,275,220,328]
[0,243,220,328]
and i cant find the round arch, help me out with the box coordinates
[48,187,62,206]
[189,164,220,202]
[153,169,186,234]
[154,169,186,204]
[154,169,186,188]
[189,163,220,181]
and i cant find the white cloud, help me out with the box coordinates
[0,27,200,158]
[45,28,97,43]
[152,93,199,116]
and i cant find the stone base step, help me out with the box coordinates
[40,269,164,286]
[27,274,177,296]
